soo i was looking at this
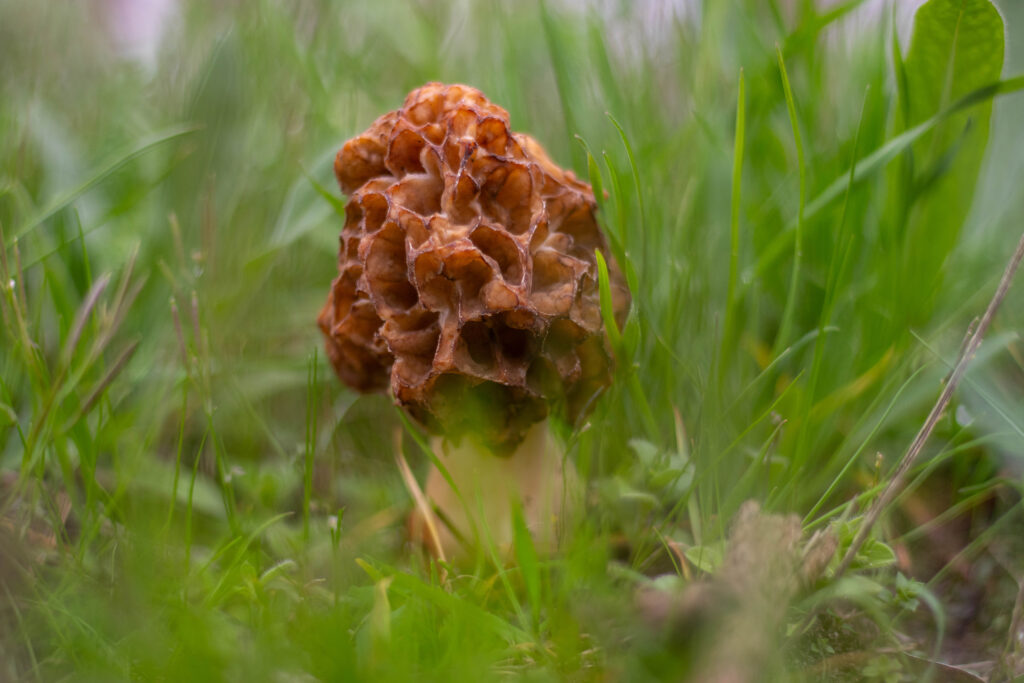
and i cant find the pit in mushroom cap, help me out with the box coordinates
[318,83,631,454]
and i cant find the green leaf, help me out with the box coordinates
[303,166,347,217]
[802,575,891,624]
[854,537,898,570]
[834,517,898,571]
[258,559,297,589]
[898,0,1004,320]
[684,540,727,573]
[628,438,661,466]
[355,557,384,583]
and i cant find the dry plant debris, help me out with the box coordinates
[636,502,833,683]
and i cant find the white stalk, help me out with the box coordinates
[415,421,579,560]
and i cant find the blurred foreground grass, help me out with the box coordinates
[2,0,1024,680]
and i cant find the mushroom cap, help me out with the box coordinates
[318,83,630,453]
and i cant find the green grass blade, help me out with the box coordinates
[802,364,929,525]
[594,249,624,355]
[772,45,806,357]
[792,86,871,475]
[606,113,646,272]
[511,504,542,628]
[539,0,581,169]
[303,348,318,544]
[597,249,660,440]
[8,125,197,247]
[721,68,746,371]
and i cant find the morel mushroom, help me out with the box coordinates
[319,83,630,554]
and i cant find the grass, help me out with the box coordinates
[2,0,1024,680]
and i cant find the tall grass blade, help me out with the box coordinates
[8,126,197,247]
[772,45,806,357]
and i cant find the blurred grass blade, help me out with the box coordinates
[594,249,623,355]
[203,512,292,607]
[772,45,806,357]
[577,136,629,267]
[70,339,140,425]
[59,273,110,370]
[303,166,347,217]
[803,364,929,525]
[601,152,627,244]
[539,0,581,168]
[597,249,660,440]
[722,68,745,368]
[8,125,197,247]
[793,87,871,476]
[606,113,645,240]
[302,348,318,543]
[265,146,339,254]
[575,136,606,217]
[511,503,541,628]
[606,113,646,277]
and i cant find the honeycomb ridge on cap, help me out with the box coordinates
[318,82,631,453]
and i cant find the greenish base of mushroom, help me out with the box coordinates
[410,421,579,560]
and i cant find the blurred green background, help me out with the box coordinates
[1,0,1023,680]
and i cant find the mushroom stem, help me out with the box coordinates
[417,421,578,559]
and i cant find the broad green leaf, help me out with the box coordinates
[627,438,660,466]
[684,540,727,574]
[615,478,661,508]
[853,537,898,571]
[898,0,1004,321]
[801,575,890,620]
[832,517,898,571]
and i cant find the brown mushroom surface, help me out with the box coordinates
[319,83,630,453]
